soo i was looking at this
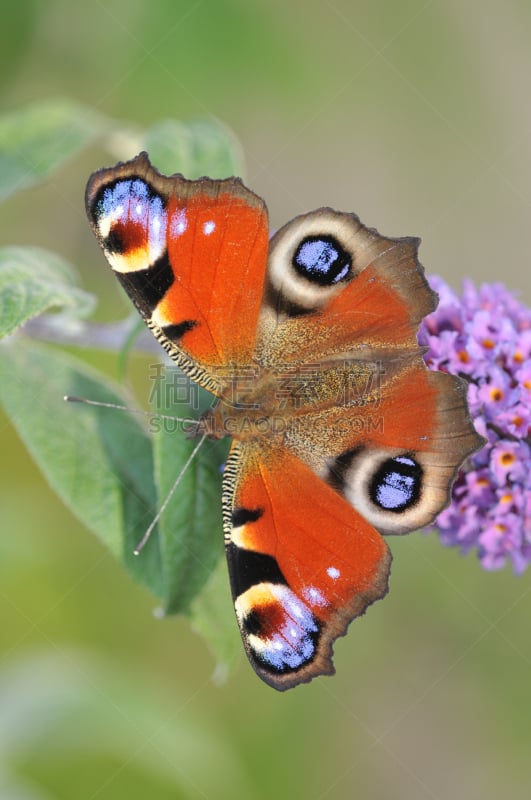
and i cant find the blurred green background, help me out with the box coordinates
[1,1,531,798]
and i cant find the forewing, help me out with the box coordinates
[223,442,391,690]
[86,152,269,393]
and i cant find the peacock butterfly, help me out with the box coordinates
[85,152,482,690]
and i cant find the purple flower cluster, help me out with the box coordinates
[419,277,531,573]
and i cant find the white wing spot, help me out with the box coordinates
[171,209,188,237]
[135,203,143,215]
[327,566,340,580]
[203,220,216,235]
[305,586,327,607]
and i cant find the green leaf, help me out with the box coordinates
[0,245,95,339]
[141,118,244,178]
[0,337,230,622]
[0,339,163,597]
[150,366,228,613]
[0,98,105,201]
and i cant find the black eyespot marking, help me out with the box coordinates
[115,251,174,316]
[262,282,317,319]
[162,320,198,341]
[231,507,263,528]
[242,609,262,636]
[370,455,422,512]
[293,235,351,285]
[226,543,286,598]
[106,224,133,255]
[326,447,363,493]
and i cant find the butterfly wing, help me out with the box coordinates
[224,442,391,690]
[282,361,480,535]
[256,208,435,367]
[86,152,269,395]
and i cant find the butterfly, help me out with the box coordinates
[85,152,482,690]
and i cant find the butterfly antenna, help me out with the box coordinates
[64,395,199,429]
[133,432,208,555]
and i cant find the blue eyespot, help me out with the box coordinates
[293,235,351,285]
[96,178,167,256]
[370,455,422,512]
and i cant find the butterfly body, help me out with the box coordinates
[86,153,483,690]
